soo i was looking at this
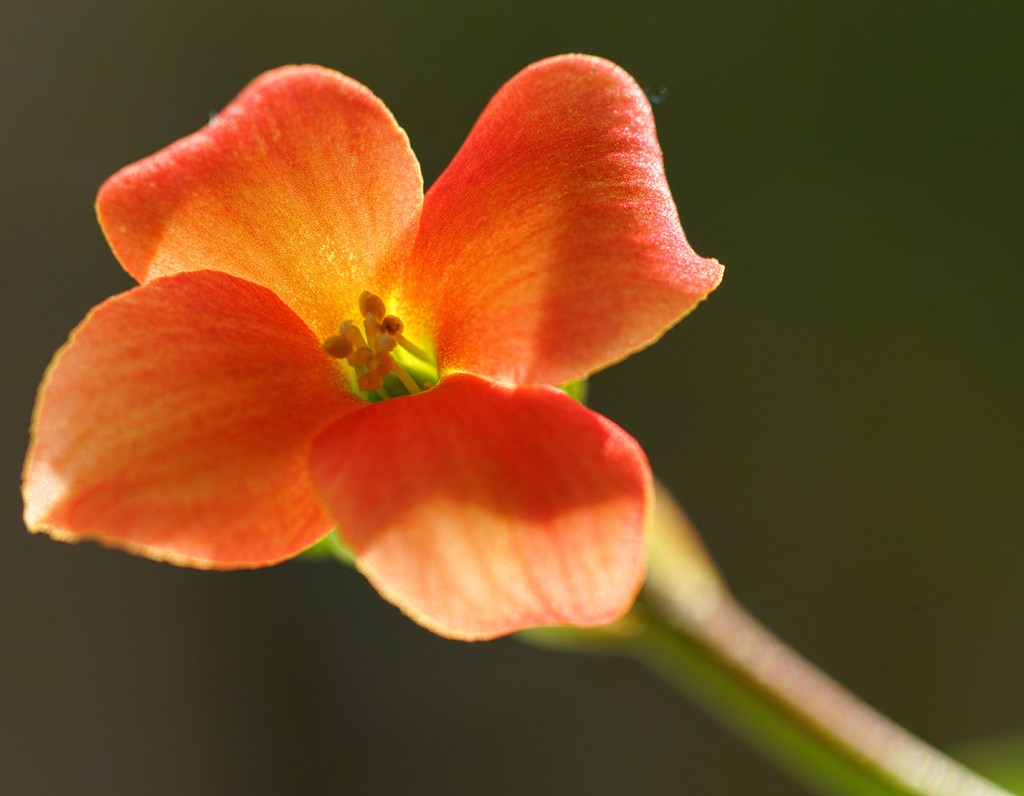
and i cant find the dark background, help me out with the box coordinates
[2,1,1021,794]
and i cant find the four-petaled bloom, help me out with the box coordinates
[22,56,722,640]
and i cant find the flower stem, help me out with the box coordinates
[635,587,1013,796]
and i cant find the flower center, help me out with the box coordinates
[322,291,436,401]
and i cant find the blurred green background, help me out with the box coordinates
[2,1,1021,794]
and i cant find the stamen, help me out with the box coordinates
[325,291,434,400]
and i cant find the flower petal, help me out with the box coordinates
[97,65,423,339]
[309,373,650,640]
[405,54,723,386]
[23,271,359,567]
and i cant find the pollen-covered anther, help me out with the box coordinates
[381,315,404,336]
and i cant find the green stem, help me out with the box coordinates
[632,585,1014,796]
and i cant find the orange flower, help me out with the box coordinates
[22,56,722,640]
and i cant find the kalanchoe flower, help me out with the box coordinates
[22,56,723,640]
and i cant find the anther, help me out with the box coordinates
[381,315,404,336]
[359,291,386,322]
[322,335,353,359]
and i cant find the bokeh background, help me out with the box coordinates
[2,1,1021,794]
